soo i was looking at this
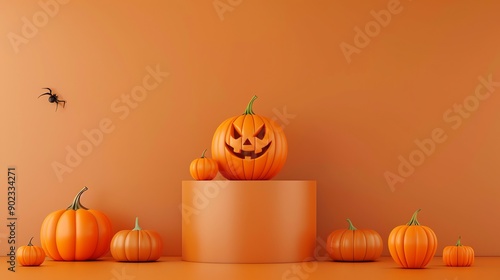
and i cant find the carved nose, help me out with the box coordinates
[243,139,252,145]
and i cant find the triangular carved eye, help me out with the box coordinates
[231,124,241,139]
[254,124,266,140]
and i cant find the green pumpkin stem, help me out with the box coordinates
[67,186,89,210]
[243,95,258,115]
[133,217,142,231]
[346,219,358,230]
[200,149,208,158]
[28,237,34,246]
[456,236,463,246]
[406,209,422,226]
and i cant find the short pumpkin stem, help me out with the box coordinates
[346,219,357,230]
[133,217,142,231]
[406,209,422,226]
[456,236,463,246]
[67,186,89,210]
[200,149,208,158]
[243,95,258,115]
[28,237,34,246]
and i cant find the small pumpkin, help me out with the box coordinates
[326,218,383,261]
[190,149,219,180]
[40,186,113,261]
[211,95,288,180]
[16,237,45,266]
[388,209,437,268]
[110,217,163,262]
[443,236,474,267]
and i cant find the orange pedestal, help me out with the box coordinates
[181,180,316,263]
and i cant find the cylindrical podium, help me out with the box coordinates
[182,180,316,263]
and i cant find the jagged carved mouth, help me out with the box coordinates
[225,142,272,159]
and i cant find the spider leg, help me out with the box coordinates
[38,92,51,98]
[39,88,52,98]
[55,101,59,112]
[59,100,66,108]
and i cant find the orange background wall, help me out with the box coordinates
[1,0,500,257]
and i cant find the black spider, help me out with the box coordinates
[38,88,66,111]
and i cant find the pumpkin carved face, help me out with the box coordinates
[212,95,287,180]
[226,119,272,160]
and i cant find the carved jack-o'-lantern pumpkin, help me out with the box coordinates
[212,95,288,180]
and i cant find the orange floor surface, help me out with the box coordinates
[2,256,499,280]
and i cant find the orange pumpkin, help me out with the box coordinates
[388,209,437,268]
[110,217,163,262]
[443,236,474,267]
[40,186,113,261]
[326,219,383,261]
[211,95,288,180]
[16,237,45,266]
[190,149,219,180]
